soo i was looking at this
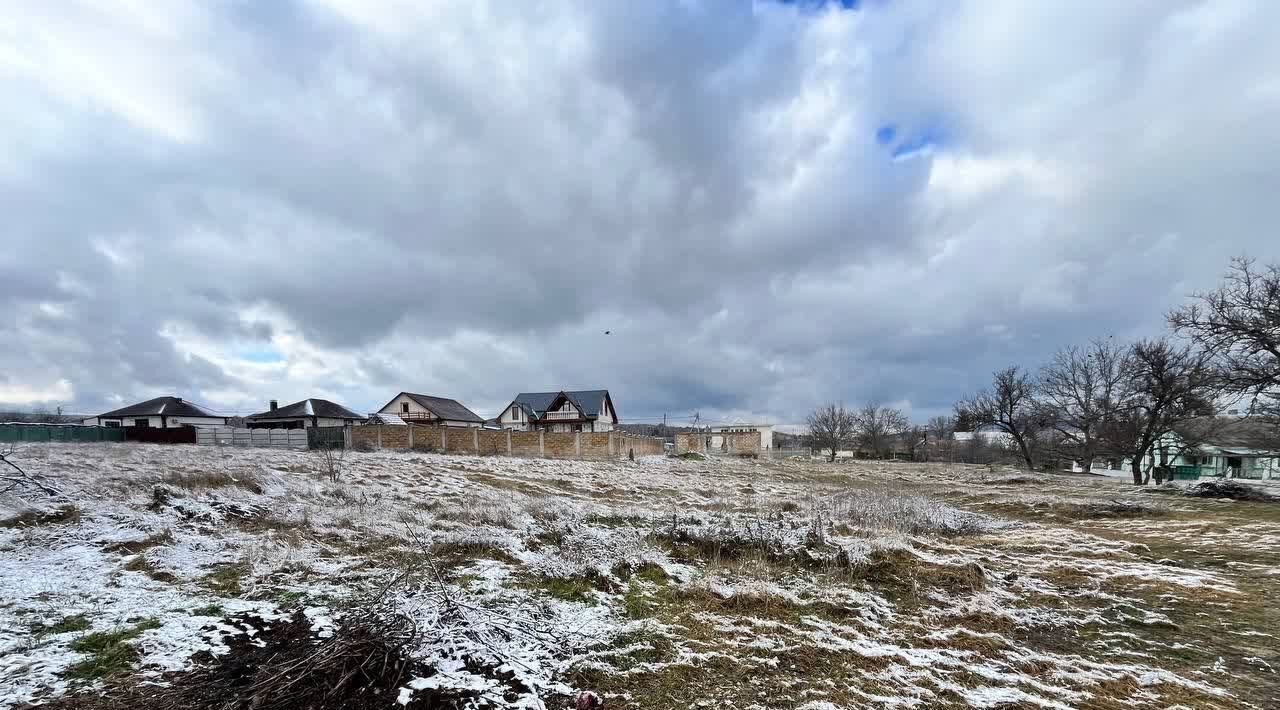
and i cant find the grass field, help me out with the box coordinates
[1,444,1276,709]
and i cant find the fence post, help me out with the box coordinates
[574,431,581,458]
[440,427,447,452]
[539,430,545,457]
[506,429,512,456]
[376,426,383,450]
[473,428,479,454]
[408,424,414,449]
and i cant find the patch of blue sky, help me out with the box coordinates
[238,347,284,363]
[770,0,859,12]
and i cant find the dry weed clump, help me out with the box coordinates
[160,469,264,494]
[0,503,81,528]
[827,490,995,536]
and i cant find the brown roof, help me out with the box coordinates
[1175,416,1280,451]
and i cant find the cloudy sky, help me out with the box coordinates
[2,0,1278,425]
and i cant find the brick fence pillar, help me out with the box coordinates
[408,425,414,449]
[376,426,382,450]
[506,429,512,455]
[539,430,545,457]
[473,427,479,453]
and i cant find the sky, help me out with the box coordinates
[2,0,1279,426]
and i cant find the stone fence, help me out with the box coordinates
[349,425,663,460]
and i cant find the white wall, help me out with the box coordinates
[380,394,435,420]
[497,402,530,430]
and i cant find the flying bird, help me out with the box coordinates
[604,330,611,335]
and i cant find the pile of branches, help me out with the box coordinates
[1,444,60,496]
[1184,479,1277,502]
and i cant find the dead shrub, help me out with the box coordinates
[0,503,81,528]
[161,470,264,494]
[40,609,558,710]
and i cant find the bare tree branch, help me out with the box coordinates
[0,444,62,496]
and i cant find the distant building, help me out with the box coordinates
[953,427,1014,446]
[1128,416,1280,480]
[246,399,365,429]
[81,396,227,428]
[375,392,484,428]
[710,423,773,449]
[496,390,618,432]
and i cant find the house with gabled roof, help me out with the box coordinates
[375,392,484,428]
[1134,416,1280,480]
[495,390,618,433]
[82,396,228,428]
[246,398,366,429]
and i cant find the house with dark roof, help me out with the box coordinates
[495,390,618,433]
[375,392,484,428]
[81,396,228,428]
[1130,416,1280,480]
[246,398,366,429]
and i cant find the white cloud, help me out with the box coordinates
[1,0,1278,424]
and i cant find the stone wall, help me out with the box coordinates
[542,432,577,458]
[477,429,507,455]
[674,432,705,455]
[722,430,761,455]
[511,431,542,456]
[347,425,663,461]
[581,432,612,460]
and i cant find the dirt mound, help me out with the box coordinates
[1183,479,1277,502]
[40,610,562,710]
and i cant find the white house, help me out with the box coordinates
[710,423,774,449]
[82,396,227,428]
[245,399,366,429]
[496,390,618,432]
[1131,416,1280,480]
[375,392,484,428]
[953,427,1015,446]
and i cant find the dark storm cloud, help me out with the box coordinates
[2,0,1279,423]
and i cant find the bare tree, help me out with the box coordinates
[853,403,909,459]
[806,403,856,462]
[904,425,928,461]
[1038,338,1133,473]
[956,366,1043,470]
[0,444,61,496]
[927,415,955,461]
[1102,339,1217,486]
[1169,257,1280,419]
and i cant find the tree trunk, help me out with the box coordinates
[1015,436,1035,471]
[1130,459,1144,486]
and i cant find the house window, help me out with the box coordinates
[511,405,520,420]
[134,419,151,428]
[401,402,410,414]
[104,421,120,428]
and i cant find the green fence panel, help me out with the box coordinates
[0,424,127,443]
[308,426,347,450]
[1172,465,1201,480]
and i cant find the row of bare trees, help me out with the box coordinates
[805,402,912,462]
[956,257,1280,484]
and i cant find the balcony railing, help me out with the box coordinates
[398,412,436,422]
[544,410,581,420]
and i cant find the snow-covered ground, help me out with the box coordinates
[1,444,1276,709]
